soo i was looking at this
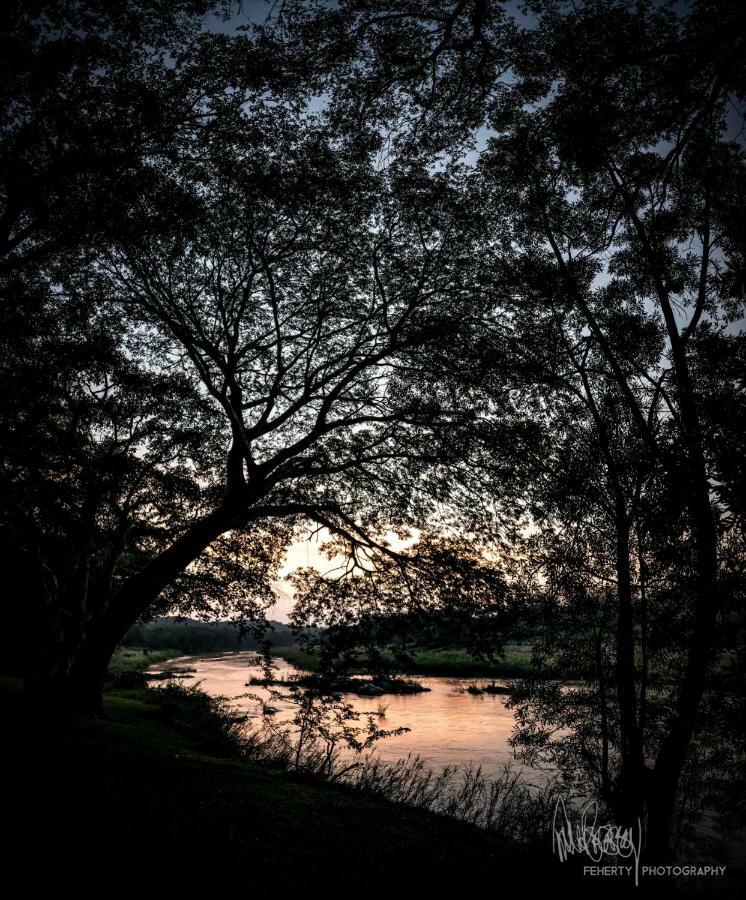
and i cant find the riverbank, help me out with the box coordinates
[276,643,537,678]
[2,678,601,898]
[111,642,536,681]
[108,645,183,679]
[5,670,735,897]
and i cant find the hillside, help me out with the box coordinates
[1,678,611,898]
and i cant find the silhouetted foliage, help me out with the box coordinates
[1,0,743,866]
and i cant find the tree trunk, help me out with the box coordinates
[23,599,88,715]
[55,498,255,714]
[595,627,611,800]
[645,462,719,860]
[614,498,644,827]
[637,230,721,859]
[66,628,120,715]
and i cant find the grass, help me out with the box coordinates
[107,645,183,678]
[4,673,730,897]
[2,678,597,898]
[404,644,534,677]
[276,642,536,678]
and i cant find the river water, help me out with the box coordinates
[147,651,541,780]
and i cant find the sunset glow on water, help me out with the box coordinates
[148,651,545,781]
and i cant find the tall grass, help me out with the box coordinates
[239,718,559,842]
[150,682,254,756]
[346,755,560,839]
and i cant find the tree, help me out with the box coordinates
[0,279,289,704]
[0,0,313,709]
[0,0,240,275]
[298,0,745,857]
[35,71,501,711]
[474,0,745,856]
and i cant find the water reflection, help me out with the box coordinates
[148,651,530,779]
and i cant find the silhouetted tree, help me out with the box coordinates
[0,0,311,708]
[299,0,746,856]
[474,0,746,857]
[21,38,499,711]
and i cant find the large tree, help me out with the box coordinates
[0,284,287,703]
[35,75,497,710]
[294,0,745,856]
[473,0,746,856]
[0,0,315,708]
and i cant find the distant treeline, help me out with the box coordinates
[119,612,538,658]
[122,618,298,653]
[313,610,541,653]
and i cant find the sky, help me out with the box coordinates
[268,533,339,621]
[267,528,417,621]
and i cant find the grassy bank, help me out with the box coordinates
[276,643,535,678]
[107,646,183,679]
[2,679,598,898]
[5,674,732,896]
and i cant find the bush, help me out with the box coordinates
[150,683,248,757]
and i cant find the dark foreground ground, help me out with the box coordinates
[1,676,739,900]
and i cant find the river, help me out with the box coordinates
[146,650,549,781]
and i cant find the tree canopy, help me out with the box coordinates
[1,0,744,861]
